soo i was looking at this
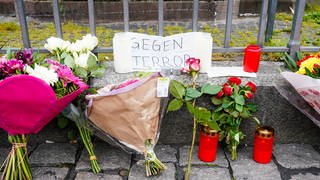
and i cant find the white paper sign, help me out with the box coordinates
[113,32,213,73]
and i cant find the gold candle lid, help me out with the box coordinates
[201,125,219,136]
[255,126,274,138]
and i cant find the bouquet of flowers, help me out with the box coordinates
[0,49,87,179]
[44,34,104,173]
[281,52,320,127]
[210,77,259,160]
[85,73,167,176]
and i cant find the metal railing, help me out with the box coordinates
[1,0,319,59]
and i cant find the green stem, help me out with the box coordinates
[185,74,198,180]
[231,144,237,160]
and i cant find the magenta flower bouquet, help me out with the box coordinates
[0,49,87,179]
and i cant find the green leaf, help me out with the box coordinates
[234,132,240,143]
[235,95,245,105]
[186,101,195,114]
[230,111,239,118]
[201,84,222,95]
[193,107,211,121]
[60,51,67,59]
[90,67,105,77]
[167,99,183,112]
[207,120,220,131]
[246,103,257,112]
[75,67,88,79]
[185,96,194,101]
[296,51,302,60]
[186,88,202,98]
[169,80,186,100]
[222,101,233,108]
[87,52,97,69]
[6,48,12,59]
[235,104,243,112]
[64,54,75,68]
[211,97,223,105]
[240,109,251,118]
[57,117,69,129]
[284,52,298,71]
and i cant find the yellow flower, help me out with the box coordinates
[297,57,320,75]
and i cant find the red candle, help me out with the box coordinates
[253,126,275,164]
[198,126,219,162]
[243,45,261,72]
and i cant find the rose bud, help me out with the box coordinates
[228,76,241,85]
[215,90,224,99]
[245,81,256,92]
[245,91,253,99]
[223,83,233,96]
[190,61,200,72]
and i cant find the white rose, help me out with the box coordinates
[68,41,83,53]
[73,52,89,68]
[81,34,98,51]
[25,64,58,86]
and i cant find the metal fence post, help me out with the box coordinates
[53,0,63,38]
[15,0,30,48]
[158,0,164,36]
[257,0,269,46]
[192,0,199,32]
[288,0,306,59]
[88,0,96,36]
[123,0,129,32]
[265,0,278,42]
[224,0,234,48]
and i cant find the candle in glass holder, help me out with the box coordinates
[198,126,219,162]
[253,126,274,164]
[243,45,261,72]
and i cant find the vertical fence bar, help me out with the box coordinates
[15,0,30,48]
[288,0,306,59]
[158,0,164,36]
[88,0,96,36]
[265,0,278,42]
[53,0,63,38]
[123,0,129,32]
[224,0,234,48]
[192,0,199,32]
[257,0,269,46]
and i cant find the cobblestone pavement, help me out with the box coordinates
[1,138,320,180]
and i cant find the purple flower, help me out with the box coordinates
[15,49,33,65]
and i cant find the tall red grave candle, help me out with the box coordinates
[243,45,261,72]
[253,126,275,164]
[198,126,219,162]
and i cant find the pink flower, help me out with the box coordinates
[181,57,201,75]
[223,83,233,96]
[228,77,241,85]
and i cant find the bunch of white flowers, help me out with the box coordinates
[44,34,99,68]
[25,64,58,86]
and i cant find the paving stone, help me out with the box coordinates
[76,142,131,171]
[32,167,69,180]
[227,147,282,180]
[0,147,10,171]
[154,145,177,163]
[290,173,320,180]
[75,172,122,180]
[179,146,228,167]
[189,166,230,180]
[29,143,78,166]
[273,144,320,169]
[128,163,175,180]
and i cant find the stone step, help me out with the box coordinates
[2,143,319,180]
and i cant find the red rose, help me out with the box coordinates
[186,58,200,65]
[245,81,256,92]
[215,90,224,99]
[223,83,233,96]
[245,91,253,99]
[228,76,241,85]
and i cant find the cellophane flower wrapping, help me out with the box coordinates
[280,71,320,127]
[0,49,87,179]
[86,72,168,176]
